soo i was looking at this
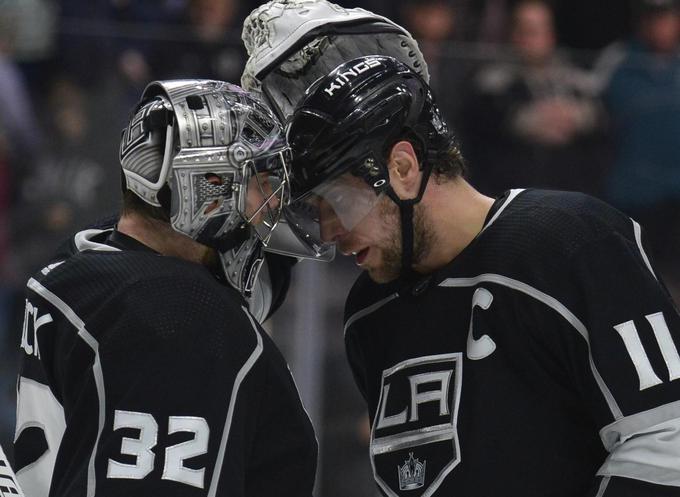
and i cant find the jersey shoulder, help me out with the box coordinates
[33,245,254,355]
[492,189,634,259]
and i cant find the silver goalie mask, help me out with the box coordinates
[120,79,290,297]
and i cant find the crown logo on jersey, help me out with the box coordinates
[398,452,426,490]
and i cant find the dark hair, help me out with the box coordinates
[432,140,468,182]
[120,189,171,223]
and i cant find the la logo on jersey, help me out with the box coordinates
[370,353,462,497]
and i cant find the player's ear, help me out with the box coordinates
[387,140,421,200]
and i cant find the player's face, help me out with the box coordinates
[245,172,281,225]
[202,171,280,226]
[318,176,432,283]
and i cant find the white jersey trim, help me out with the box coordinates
[479,189,525,235]
[344,271,622,421]
[598,400,680,486]
[595,476,610,497]
[439,273,622,419]
[74,229,120,253]
[343,190,526,338]
[26,278,106,497]
[207,307,264,497]
[40,262,65,276]
[14,377,64,497]
[344,293,399,337]
[0,443,24,497]
[632,219,657,281]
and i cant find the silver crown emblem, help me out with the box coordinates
[397,452,426,491]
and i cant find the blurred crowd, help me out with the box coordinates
[2,0,680,495]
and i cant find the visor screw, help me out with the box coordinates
[363,158,380,176]
[202,123,209,131]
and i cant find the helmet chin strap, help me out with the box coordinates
[385,156,435,282]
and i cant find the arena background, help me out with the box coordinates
[2,1,680,496]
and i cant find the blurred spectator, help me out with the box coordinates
[0,5,44,162]
[57,0,115,89]
[400,0,475,128]
[0,131,14,464]
[107,0,189,107]
[0,1,47,457]
[157,0,247,83]
[462,0,608,197]
[11,78,119,282]
[1,0,57,97]
[596,0,680,290]
[466,0,516,43]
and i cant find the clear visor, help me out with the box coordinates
[264,173,382,261]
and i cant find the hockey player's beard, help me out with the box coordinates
[370,200,434,283]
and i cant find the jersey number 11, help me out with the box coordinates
[613,311,680,390]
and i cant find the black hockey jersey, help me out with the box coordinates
[14,228,317,497]
[345,189,680,497]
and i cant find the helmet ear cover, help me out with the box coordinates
[141,105,176,214]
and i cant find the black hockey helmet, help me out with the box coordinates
[281,55,453,275]
[287,55,451,200]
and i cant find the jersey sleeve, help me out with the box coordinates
[557,220,680,495]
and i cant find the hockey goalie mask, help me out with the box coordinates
[120,79,290,295]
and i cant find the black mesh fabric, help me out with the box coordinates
[15,239,316,497]
[344,189,680,497]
